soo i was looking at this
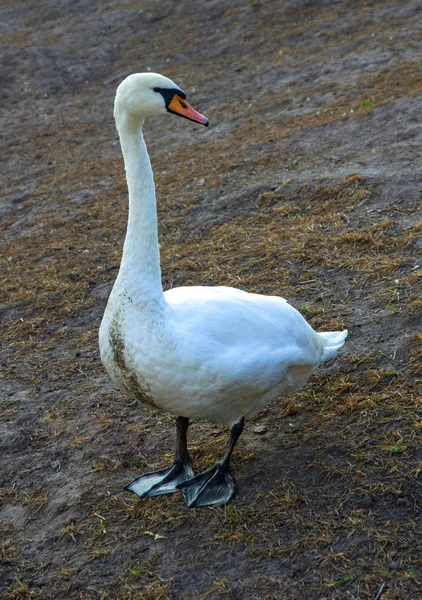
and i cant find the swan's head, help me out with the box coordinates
[114,72,209,130]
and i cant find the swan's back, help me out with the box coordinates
[164,285,346,379]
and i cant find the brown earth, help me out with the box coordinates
[1,1,421,599]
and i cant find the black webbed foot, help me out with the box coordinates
[125,416,193,499]
[178,417,244,508]
[125,460,194,498]
[177,462,236,508]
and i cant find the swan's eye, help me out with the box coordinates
[153,87,160,93]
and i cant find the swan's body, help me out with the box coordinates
[99,73,347,507]
[101,285,345,425]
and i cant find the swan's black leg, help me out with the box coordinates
[177,417,245,508]
[125,416,194,498]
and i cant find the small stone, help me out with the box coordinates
[390,561,399,570]
[390,551,397,558]
[253,425,267,435]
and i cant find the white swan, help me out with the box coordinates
[99,73,348,508]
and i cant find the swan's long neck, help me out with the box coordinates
[116,119,164,308]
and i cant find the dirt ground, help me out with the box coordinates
[1,1,421,598]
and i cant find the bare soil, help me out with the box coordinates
[1,1,421,599]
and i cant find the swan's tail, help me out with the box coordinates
[319,330,348,362]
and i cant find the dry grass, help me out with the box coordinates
[1,0,421,598]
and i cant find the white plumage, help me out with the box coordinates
[99,73,347,507]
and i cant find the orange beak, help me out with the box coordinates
[167,94,209,126]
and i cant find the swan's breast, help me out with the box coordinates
[106,316,158,409]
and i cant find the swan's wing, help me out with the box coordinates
[165,286,318,353]
[164,286,326,392]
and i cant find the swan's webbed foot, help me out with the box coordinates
[125,460,194,498]
[125,415,193,499]
[178,417,245,508]
[177,462,236,508]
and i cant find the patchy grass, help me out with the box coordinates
[1,0,421,599]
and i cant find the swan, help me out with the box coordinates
[99,73,348,508]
